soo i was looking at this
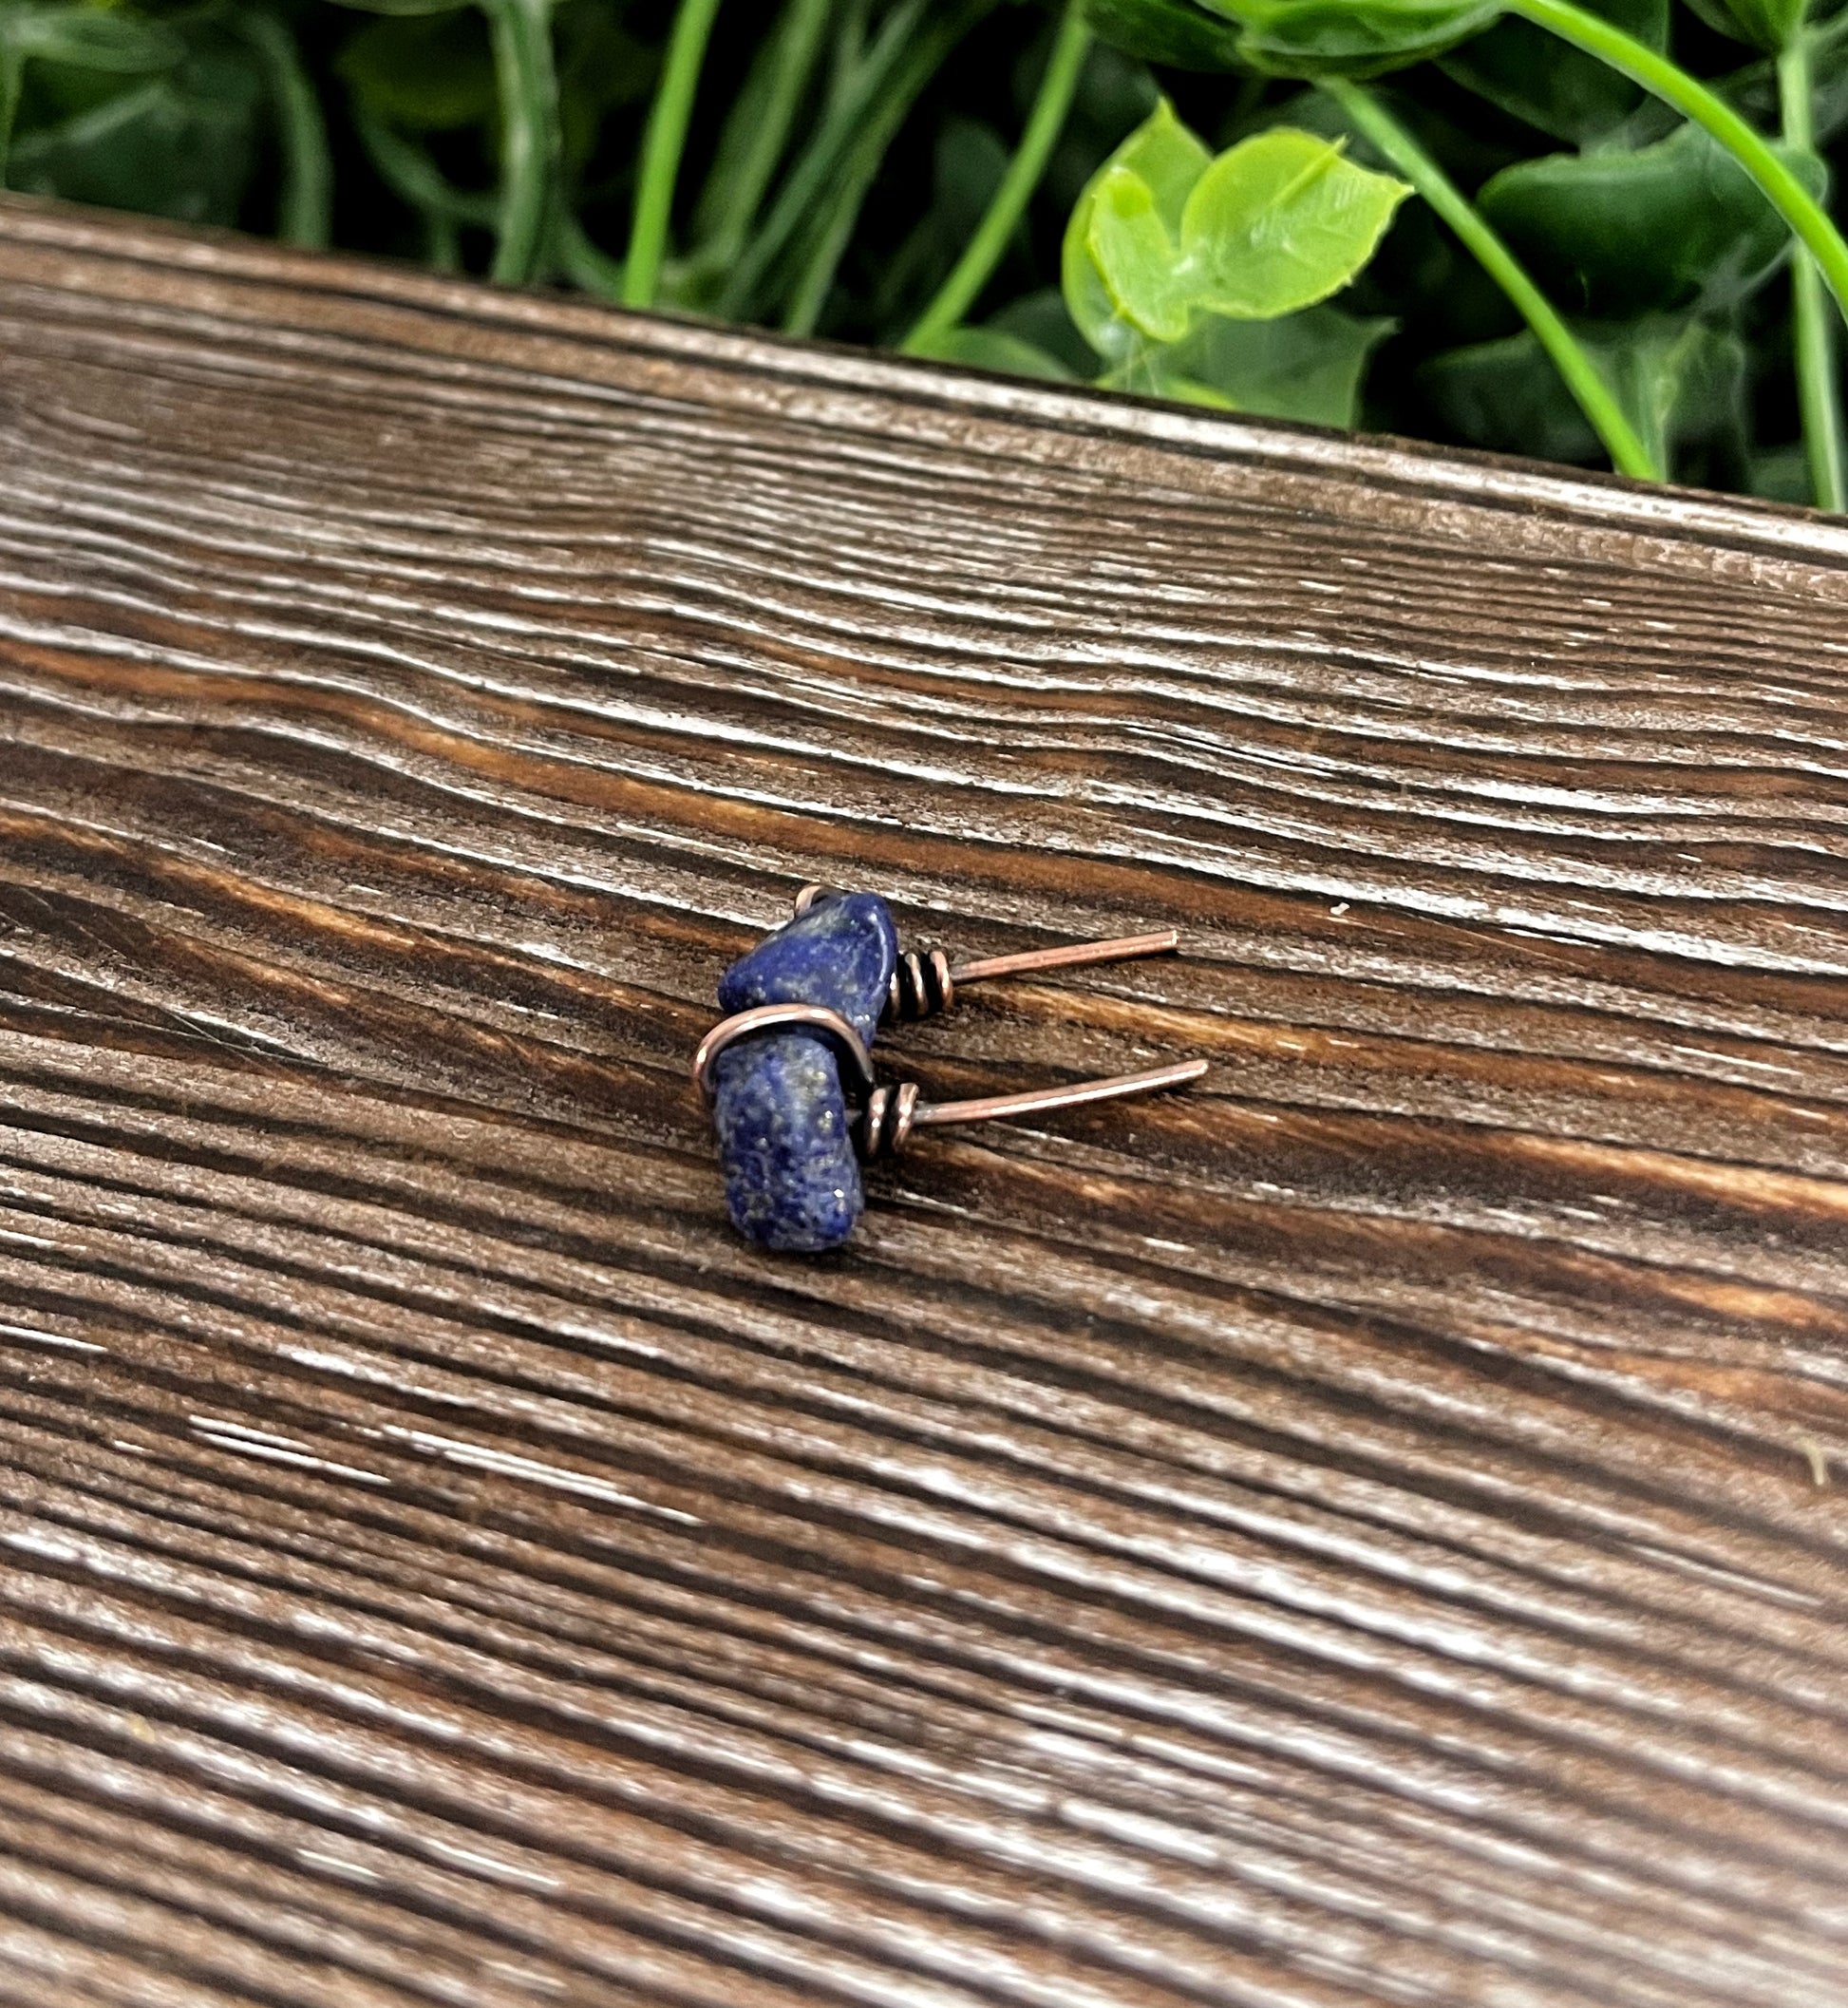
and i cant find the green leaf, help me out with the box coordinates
[1422,320,1745,469]
[2,9,183,73]
[336,12,495,130]
[1421,330,1604,463]
[1078,0,1245,68]
[1747,442,1812,502]
[1066,108,1405,356]
[1088,161,1197,336]
[1179,125,1409,317]
[989,286,1101,374]
[1062,97,1211,360]
[325,0,472,18]
[1103,361,1242,407]
[907,324,1077,379]
[1194,0,1503,78]
[1681,0,1804,52]
[9,43,262,225]
[1479,123,1828,317]
[1604,319,1746,473]
[1439,0,1665,142]
[1163,302,1393,422]
[1095,95,1212,233]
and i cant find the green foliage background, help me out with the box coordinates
[3,0,1844,502]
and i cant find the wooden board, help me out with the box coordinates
[0,194,1844,2008]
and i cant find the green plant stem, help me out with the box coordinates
[238,12,331,249]
[828,0,872,110]
[902,2,1091,353]
[427,212,462,274]
[625,0,724,306]
[719,0,927,319]
[484,0,558,286]
[1779,31,1845,510]
[693,0,831,269]
[353,105,499,226]
[1512,0,1848,329]
[556,209,628,300]
[1323,79,1659,481]
[783,188,865,334]
[0,49,22,187]
[779,0,992,336]
[353,104,494,271]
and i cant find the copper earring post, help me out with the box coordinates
[860,1054,1205,1156]
[791,885,1182,1023]
[910,1057,1206,1129]
[752,890,1205,1156]
[896,930,1182,1023]
[948,930,1179,987]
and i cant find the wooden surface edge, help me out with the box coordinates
[8,190,1848,574]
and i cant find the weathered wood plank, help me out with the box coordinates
[0,195,1843,2008]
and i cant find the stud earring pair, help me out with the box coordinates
[692,885,1205,1253]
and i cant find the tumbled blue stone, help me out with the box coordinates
[716,892,897,1045]
[710,892,898,1252]
[711,1033,863,1252]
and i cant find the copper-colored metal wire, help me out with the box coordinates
[691,1003,875,1102]
[696,998,1205,1159]
[887,947,954,1023]
[908,1059,1208,1134]
[791,885,1180,1025]
[950,931,1179,986]
[858,1080,921,1159]
[707,891,1204,1161]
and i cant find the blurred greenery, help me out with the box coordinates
[2,0,1845,504]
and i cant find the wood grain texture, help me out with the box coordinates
[0,193,1844,2008]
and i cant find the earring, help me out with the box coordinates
[790,882,1183,1023]
[692,887,1205,1254]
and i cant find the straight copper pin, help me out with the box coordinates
[908,1057,1207,1130]
[949,930,1179,987]
[861,1054,1205,1156]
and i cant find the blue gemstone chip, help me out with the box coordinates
[708,891,898,1252]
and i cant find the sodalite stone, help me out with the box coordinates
[710,892,898,1252]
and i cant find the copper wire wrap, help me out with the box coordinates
[693,1001,920,1157]
[858,1080,922,1160]
[690,1003,876,1104]
[887,947,955,1023]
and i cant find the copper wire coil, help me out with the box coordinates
[887,948,954,1022]
[690,1002,876,1104]
[694,1004,921,1160]
[858,1081,921,1160]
